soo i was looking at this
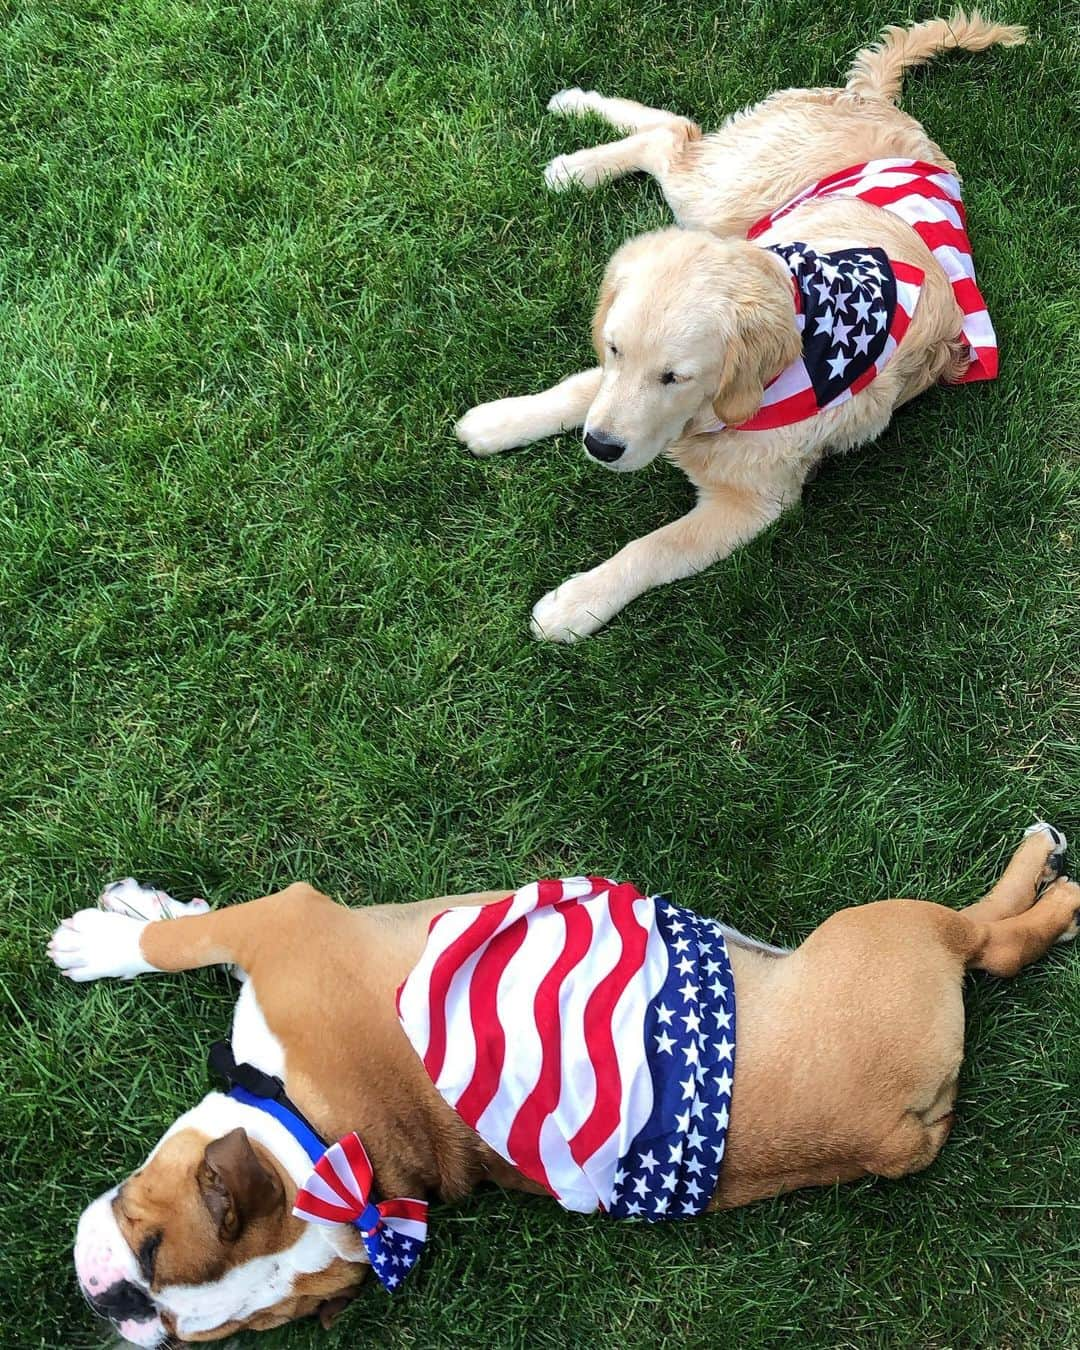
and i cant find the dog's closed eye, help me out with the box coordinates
[137,1232,161,1283]
[660,371,689,385]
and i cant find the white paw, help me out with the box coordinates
[456,398,536,456]
[542,150,603,192]
[1024,821,1067,854]
[47,909,154,982]
[99,877,209,921]
[547,88,597,117]
[530,572,617,643]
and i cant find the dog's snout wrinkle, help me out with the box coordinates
[584,430,625,462]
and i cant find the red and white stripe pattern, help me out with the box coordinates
[293,1133,428,1291]
[748,157,997,383]
[396,878,736,1218]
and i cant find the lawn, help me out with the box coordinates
[1,0,1077,1346]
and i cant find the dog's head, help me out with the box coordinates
[74,1096,369,1344]
[583,229,801,470]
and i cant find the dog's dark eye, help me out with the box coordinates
[660,371,678,385]
[138,1232,162,1283]
[607,342,619,357]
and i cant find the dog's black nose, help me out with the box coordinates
[87,1278,157,1325]
[584,431,626,463]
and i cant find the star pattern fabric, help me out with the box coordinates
[702,240,923,434]
[748,157,997,383]
[772,242,898,411]
[606,899,735,1221]
[398,878,737,1223]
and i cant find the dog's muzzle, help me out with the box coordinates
[75,1190,166,1347]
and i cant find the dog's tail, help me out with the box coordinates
[846,9,1026,104]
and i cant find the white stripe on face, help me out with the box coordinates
[155,1223,345,1338]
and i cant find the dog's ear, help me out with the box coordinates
[712,260,801,427]
[591,267,619,363]
[197,1128,284,1242]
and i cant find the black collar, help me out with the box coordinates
[208,1039,327,1144]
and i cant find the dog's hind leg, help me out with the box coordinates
[544,91,700,193]
[545,125,700,192]
[963,823,1067,923]
[967,877,1080,977]
[548,87,697,134]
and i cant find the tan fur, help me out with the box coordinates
[455,12,1026,642]
[846,9,1027,103]
[96,826,1079,1337]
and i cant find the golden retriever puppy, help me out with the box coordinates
[457,12,1025,642]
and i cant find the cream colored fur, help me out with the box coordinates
[456,11,1025,642]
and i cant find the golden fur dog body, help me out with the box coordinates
[50,826,1079,1340]
[456,13,1025,641]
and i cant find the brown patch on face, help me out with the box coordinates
[114,1128,299,1293]
[114,1127,370,1341]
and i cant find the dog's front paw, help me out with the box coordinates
[530,572,618,643]
[456,398,537,457]
[47,909,154,982]
[99,877,209,921]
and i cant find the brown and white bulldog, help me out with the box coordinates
[48,825,1079,1344]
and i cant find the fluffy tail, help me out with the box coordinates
[846,9,1026,103]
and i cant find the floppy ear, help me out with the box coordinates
[198,1128,284,1241]
[712,267,802,428]
[591,267,619,363]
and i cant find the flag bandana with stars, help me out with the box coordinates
[705,240,923,434]
[397,878,737,1222]
[748,158,998,384]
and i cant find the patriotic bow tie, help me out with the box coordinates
[292,1133,429,1291]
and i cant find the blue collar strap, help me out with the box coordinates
[209,1039,326,1164]
[209,1039,431,1292]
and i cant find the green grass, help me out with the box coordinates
[1,0,1078,1345]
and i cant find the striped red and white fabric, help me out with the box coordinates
[748,157,997,383]
[396,878,737,1220]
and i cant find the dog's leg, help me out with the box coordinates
[548,87,695,133]
[456,368,601,457]
[530,484,780,642]
[544,89,700,193]
[47,882,332,983]
[976,822,1068,916]
[544,124,698,192]
[968,877,1080,977]
[963,823,1067,923]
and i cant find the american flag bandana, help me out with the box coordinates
[704,241,924,433]
[292,1132,429,1291]
[748,157,997,383]
[397,879,737,1221]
